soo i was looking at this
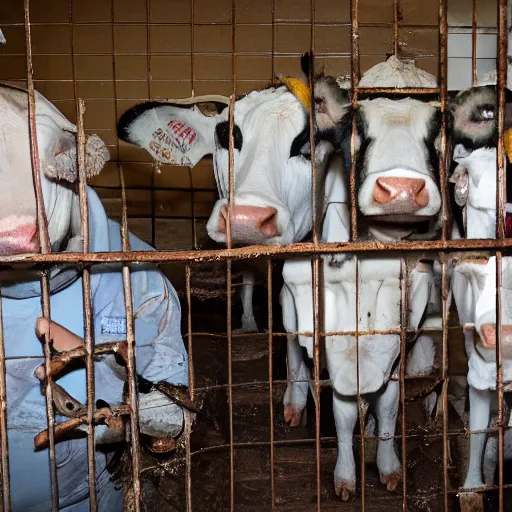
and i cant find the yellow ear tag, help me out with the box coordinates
[276,77,311,112]
[505,128,512,163]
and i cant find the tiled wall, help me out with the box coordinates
[0,0,491,265]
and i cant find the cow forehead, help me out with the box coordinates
[360,98,436,139]
[224,86,306,134]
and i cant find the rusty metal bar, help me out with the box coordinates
[25,2,59,510]
[438,0,449,243]
[393,0,400,56]
[497,0,507,240]
[119,167,142,511]
[496,252,504,512]
[24,0,51,255]
[472,0,478,85]
[226,2,237,509]
[311,256,322,511]
[4,237,512,265]
[358,87,439,94]
[440,252,450,512]
[185,263,195,512]
[76,99,98,510]
[40,274,59,512]
[0,294,11,512]
[399,258,407,511]
[350,0,360,242]
[267,260,276,511]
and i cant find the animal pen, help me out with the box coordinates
[0,0,511,511]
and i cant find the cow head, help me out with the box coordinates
[117,83,347,246]
[310,76,443,240]
[449,84,512,239]
[0,83,109,256]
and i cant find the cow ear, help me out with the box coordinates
[45,132,110,183]
[117,102,218,167]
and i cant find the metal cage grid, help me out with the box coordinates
[0,0,509,511]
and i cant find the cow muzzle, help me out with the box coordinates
[372,177,429,211]
[217,204,280,244]
[0,218,39,255]
[477,323,512,359]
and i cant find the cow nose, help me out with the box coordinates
[217,204,279,238]
[479,323,512,350]
[372,177,429,208]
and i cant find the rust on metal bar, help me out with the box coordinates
[0,294,11,512]
[471,0,477,85]
[438,0,449,243]
[350,0,360,242]
[497,0,507,240]
[312,256,322,510]
[267,261,276,510]
[496,252,504,512]
[76,99,98,511]
[2,236,512,265]
[440,252,450,512]
[393,0,400,56]
[24,0,51,255]
[185,263,194,512]
[119,167,143,512]
[40,273,59,512]
[399,258,407,510]
[358,87,440,94]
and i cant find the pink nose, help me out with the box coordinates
[479,323,512,357]
[217,204,279,239]
[373,177,429,209]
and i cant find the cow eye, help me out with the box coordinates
[472,105,494,122]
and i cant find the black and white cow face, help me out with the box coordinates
[449,85,512,239]
[0,84,109,255]
[311,77,443,235]
[118,85,339,246]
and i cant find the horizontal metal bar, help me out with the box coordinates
[1,237,511,265]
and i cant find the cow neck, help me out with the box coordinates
[0,188,110,300]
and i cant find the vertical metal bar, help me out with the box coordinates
[227,3,237,509]
[497,0,507,241]
[350,0,360,243]
[119,167,142,511]
[185,263,195,512]
[393,0,400,56]
[189,0,197,250]
[309,0,318,246]
[267,260,276,510]
[440,252,450,512]
[40,274,58,512]
[399,258,408,511]
[438,1,450,504]
[472,0,478,86]
[438,0,449,243]
[76,99,97,511]
[496,3,508,509]
[355,255,365,511]
[495,252,504,512]
[24,0,50,254]
[24,2,58,511]
[311,256,322,511]
[271,0,276,78]
[0,294,11,512]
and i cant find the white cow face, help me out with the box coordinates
[449,85,512,239]
[0,84,109,255]
[311,77,443,230]
[452,257,512,361]
[118,85,342,246]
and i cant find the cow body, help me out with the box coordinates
[449,85,512,507]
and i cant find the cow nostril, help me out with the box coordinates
[217,205,228,234]
[259,209,279,238]
[373,178,395,204]
[415,179,429,207]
